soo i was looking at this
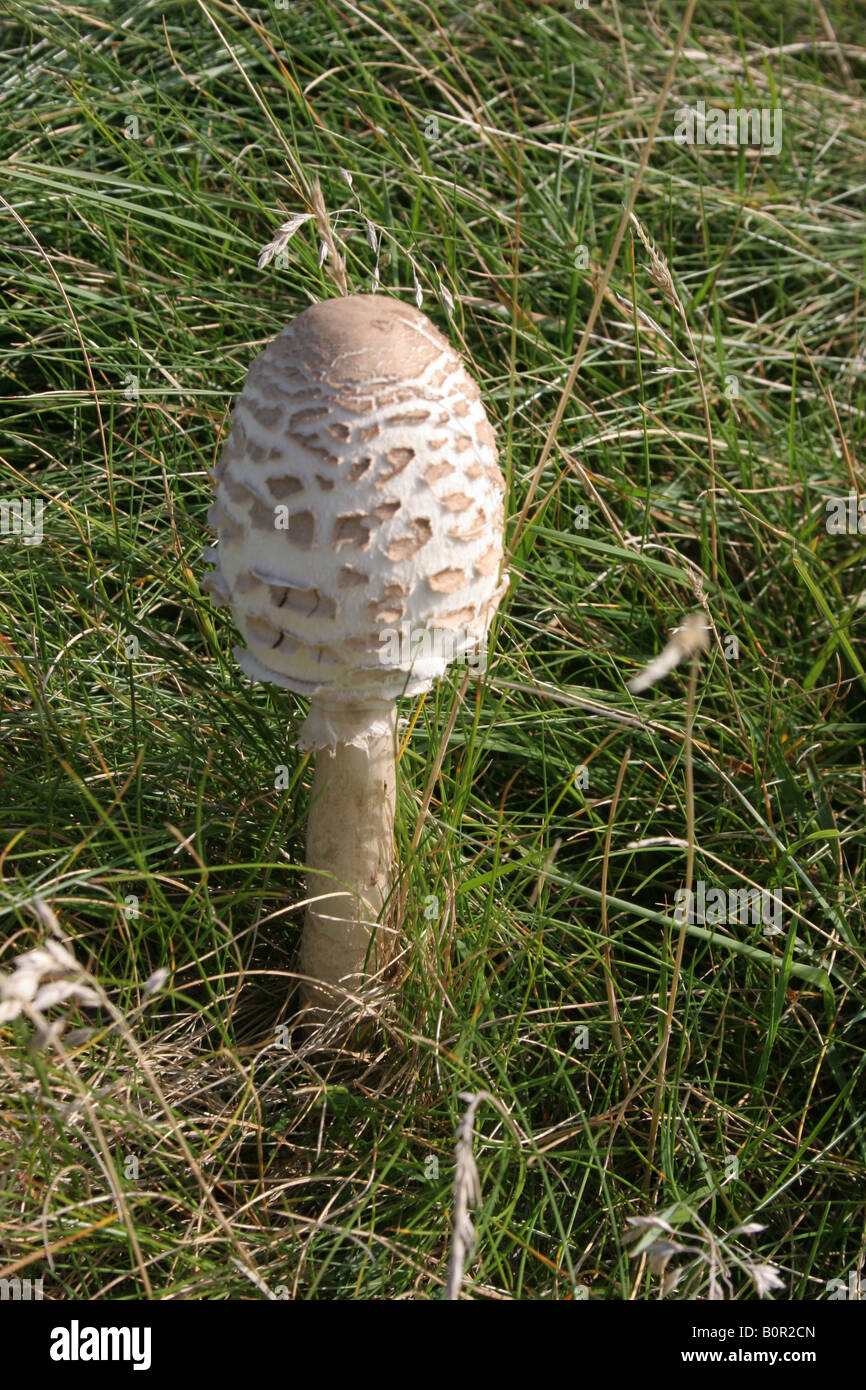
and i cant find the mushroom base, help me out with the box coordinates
[300,706,397,1013]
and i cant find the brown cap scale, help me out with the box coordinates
[204,295,508,1011]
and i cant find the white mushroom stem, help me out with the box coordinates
[299,700,398,1009]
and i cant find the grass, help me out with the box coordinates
[0,0,864,1301]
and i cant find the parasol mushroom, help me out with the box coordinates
[203,294,507,1012]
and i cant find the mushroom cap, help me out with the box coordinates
[204,295,508,738]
